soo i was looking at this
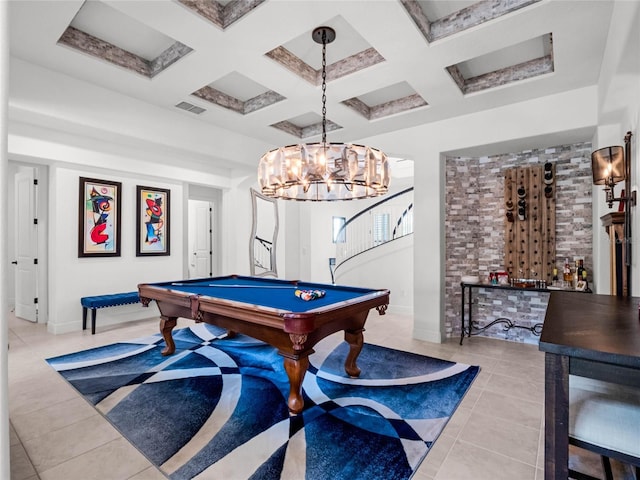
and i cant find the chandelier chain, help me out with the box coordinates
[321,29,327,145]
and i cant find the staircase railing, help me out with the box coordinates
[253,236,273,273]
[333,187,413,277]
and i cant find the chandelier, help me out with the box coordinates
[258,27,390,201]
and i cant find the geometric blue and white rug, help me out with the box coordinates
[46,324,479,479]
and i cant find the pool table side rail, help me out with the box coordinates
[139,282,293,315]
[138,284,289,333]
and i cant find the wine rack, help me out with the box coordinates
[504,163,556,284]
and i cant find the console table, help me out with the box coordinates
[460,282,552,345]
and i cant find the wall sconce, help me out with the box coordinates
[591,145,626,207]
[591,133,635,208]
[591,131,634,291]
[591,132,635,209]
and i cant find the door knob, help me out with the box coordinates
[11,261,17,265]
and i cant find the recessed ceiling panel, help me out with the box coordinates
[177,0,265,30]
[283,16,371,68]
[210,72,272,102]
[342,82,428,120]
[70,1,175,60]
[271,112,342,139]
[265,16,385,85]
[288,112,323,129]
[457,34,551,78]
[58,0,192,78]
[357,82,418,106]
[447,33,554,94]
[416,0,477,21]
[192,72,285,114]
[402,0,542,42]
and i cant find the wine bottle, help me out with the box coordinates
[577,259,584,281]
[563,258,572,282]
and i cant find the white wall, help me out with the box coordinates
[283,201,301,280]
[7,57,267,333]
[591,1,640,296]
[0,2,9,477]
[6,128,263,334]
[222,175,279,278]
[6,162,16,306]
[293,178,415,285]
[47,166,182,333]
[5,148,266,335]
[6,118,267,335]
[325,178,415,314]
[9,58,270,175]
[336,235,413,315]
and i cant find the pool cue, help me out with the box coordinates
[170,283,303,289]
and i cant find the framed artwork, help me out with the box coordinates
[136,185,170,256]
[78,177,122,257]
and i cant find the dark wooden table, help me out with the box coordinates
[539,291,640,479]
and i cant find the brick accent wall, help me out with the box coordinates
[445,142,593,343]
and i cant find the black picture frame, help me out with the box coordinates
[136,185,170,256]
[78,177,122,257]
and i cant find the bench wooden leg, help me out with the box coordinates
[82,307,87,330]
[91,309,97,335]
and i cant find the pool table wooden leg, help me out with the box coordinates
[160,316,177,356]
[344,328,364,377]
[283,355,310,415]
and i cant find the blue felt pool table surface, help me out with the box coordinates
[149,275,381,313]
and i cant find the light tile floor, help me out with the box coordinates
[7,310,636,479]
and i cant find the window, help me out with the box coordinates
[373,213,390,245]
[332,216,346,243]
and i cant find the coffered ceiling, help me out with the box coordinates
[8,0,614,170]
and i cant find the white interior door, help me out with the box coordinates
[188,199,213,278]
[14,168,38,322]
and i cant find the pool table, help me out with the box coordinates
[138,275,390,414]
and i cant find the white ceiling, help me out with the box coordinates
[8,0,615,170]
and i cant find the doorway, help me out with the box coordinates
[187,185,221,279]
[10,162,48,323]
[188,199,213,278]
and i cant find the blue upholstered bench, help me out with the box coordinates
[81,292,140,334]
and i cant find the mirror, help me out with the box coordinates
[250,189,278,277]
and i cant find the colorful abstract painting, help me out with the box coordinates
[136,185,170,256]
[78,177,121,257]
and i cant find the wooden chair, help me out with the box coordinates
[569,376,640,480]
